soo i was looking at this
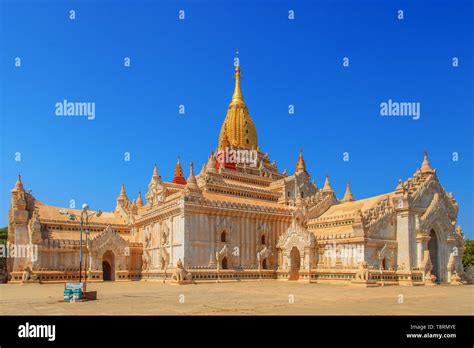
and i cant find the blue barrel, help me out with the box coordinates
[72,289,82,300]
[63,289,72,301]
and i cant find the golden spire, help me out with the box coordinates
[322,175,333,193]
[117,183,129,201]
[421,150,434,173]
[136,192,144,207]
[13,174,24,192]
[172,155,187,185]
[186,160,199,190]
[341,181,355,202]
[230,65,245,106]
[295,148,307,174]
[395,179,404,194]
[218,58,258,150]
[152,163,160,180]
[219,126,230,149]
[206,152,217,173]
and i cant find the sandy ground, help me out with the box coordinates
[0,280,472,315]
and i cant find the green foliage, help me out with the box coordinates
[463,240,474,270]
[0,227,7,245]
[0,227,6,271]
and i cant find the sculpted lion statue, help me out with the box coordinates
[21,266,37,283]
[172,259,192,282]
[354,261,370,281]
[450,271,462,285]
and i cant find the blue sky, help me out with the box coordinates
[0,0,472,237]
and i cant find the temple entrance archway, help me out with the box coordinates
[262,259,267,270]
[102,250,115,281]
[289,247,301,280]
[428,229,439,282]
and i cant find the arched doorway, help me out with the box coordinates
[428,229,439,282]
[262,258,267,270]
[221,257,228,270]
[102,260,112,281]
[102,250,115,281]
[289,247,301,280]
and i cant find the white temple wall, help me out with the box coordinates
[395,211,417,270]
[171,215,184,267]
[183,210,289,269]
[320,242,364,268]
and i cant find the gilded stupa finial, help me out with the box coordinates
[152,163,159,178]
[186,160,199,190]
[172,154,187,185]
[322,175,333,193]
[14,174,24,191]
[117,183,129,201]
[341,181,355,202]
[421,150,434,173]
[217,55,258,151]
[136,192,144,207]
[296,148,307,173]
[231,63,244,106]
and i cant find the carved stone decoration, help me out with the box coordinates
[306,193,336,220]
[421,250,436,286]
[257,246,272,270]
[361,198,394,237]
[215,244,233,270]
[160,246,170,270]
[419,193,455,237]
[171,259,192,285]
[161,222,170,246]
[277,221,315,254]
[142,250,151,271]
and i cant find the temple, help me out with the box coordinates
[6,63,466,286]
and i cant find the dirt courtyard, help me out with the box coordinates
[0,280,472,315]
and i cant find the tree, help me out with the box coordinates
[0,227,7,272]
[462,240,474,270]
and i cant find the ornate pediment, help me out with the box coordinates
[277,220,315,251]
[90,225,129,256]
[419,192,456,237]
[216,216,232,229]
[411,177,457,217]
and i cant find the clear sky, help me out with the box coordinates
[0,0,472,238]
